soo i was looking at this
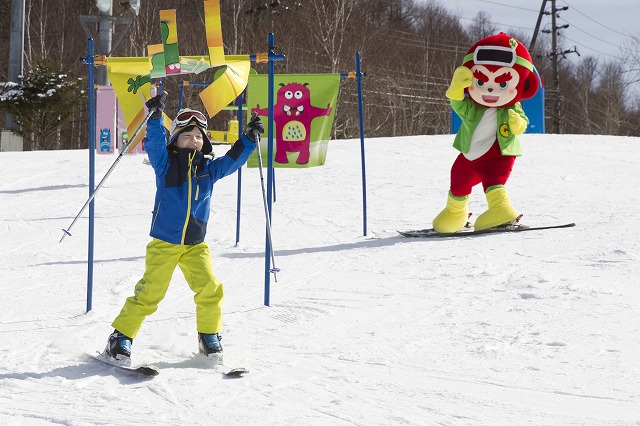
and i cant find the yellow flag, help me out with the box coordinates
[200,57,251,118]
[106,57,153,151]
[105,0,252,144]
[204,0,225,67]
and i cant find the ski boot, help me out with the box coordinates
[432,192,469,233]
[474,185,518,231]
[198,332,223,363]
[104,329,133,367]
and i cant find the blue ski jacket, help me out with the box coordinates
[145,117,256,245]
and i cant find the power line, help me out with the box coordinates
[561,35,618,60]
[558,17,625,50]
[560,0,630,37]
[475,0,540,13]
[448,0,632,64]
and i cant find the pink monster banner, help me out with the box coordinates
[246,74,340,168]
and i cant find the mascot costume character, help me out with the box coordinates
[433,32,539,233]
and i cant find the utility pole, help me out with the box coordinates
[96,0,113,86]
[537,0,578,133]
[529,0,547,53]
[80,1,138,86]
[5,0,25,132]
[550,0,561,133]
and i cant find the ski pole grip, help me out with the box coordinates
[154,91,168,113]
[250,112,260,142]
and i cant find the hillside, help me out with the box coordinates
[0,133,638,425]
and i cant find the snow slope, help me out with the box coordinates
[0,133,639,425]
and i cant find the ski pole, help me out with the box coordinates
[60,93,167,243]
[252,113,280,281]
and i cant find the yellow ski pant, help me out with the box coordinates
[112,239,224,338]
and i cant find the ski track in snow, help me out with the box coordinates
[0,135,639,425]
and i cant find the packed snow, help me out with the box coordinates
[0,133,639,425]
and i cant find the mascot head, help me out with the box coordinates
[462,32,539,108]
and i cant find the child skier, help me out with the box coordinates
[103,93,263,366]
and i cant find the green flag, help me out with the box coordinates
[246,74,340,168]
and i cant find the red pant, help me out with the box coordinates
[449,141,516,197]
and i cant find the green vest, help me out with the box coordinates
[451,99,528,157]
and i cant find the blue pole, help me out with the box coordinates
[178,80,184,110]
[86,39,96,313]
[235,92,244,245]
[356,52,368,236]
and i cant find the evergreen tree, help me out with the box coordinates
[0,61,85,150]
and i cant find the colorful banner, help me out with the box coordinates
[105,0,251,153]
[106,57,155,152]
[116,99,129,152]
[204,0,225,66]
[200,57,251,116]
[246,74,340,168]
[159,9,180,75]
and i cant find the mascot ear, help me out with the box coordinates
[520,72,540,100]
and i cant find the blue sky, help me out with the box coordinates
[433,0,639,62]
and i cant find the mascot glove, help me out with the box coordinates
[446,66,473,101]
[508,109,527,135]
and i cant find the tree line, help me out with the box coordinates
[1,0,639,150]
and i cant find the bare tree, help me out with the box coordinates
[594,62,627,135]
[2,0,639,149]
[304,0,354,73]
[466,11,497,41]
[569,56,599,134]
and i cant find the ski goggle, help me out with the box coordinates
[463,45,534,72]
[174,110,208,129]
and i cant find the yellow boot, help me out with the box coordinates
[474,186,518,231]
[432,193,469,233]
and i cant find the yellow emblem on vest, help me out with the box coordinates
[499,123,510,137]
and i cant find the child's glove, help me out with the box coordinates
[145,93,166,120]
[508,109,527,135]
[445,66,473,101]
[245,113,264,142]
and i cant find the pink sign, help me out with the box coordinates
[95,86,116,154]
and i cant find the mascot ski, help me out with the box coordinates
[433,32,539,233]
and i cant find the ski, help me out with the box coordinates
[92,350,249,378]
[92,352,159,377]
[398,222,575,238]
[222,367,249,378]
[191,352,249,378]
